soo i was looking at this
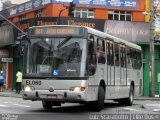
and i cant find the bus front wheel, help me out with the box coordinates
[118,85,134,106]
[85,86,105,112]
[125,85,134,106]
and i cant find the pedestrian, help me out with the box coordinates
[16,69,23,94]
[0,71,4,92]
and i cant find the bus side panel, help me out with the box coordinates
[127,68,141,96]
[87,76,99,101]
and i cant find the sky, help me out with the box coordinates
[0,0,30,10]
[11,0,30,4]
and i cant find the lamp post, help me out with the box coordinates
[149,0,155,97]
[57,8,67,25]
[57,2,76,25]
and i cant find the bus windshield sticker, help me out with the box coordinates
[39,65,50,73]
[53,70,59,76]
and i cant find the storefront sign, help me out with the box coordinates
[104,20,150,42]
[16,17,105,31]
[52,0,137,8]
[0,50,9,58]
[1,58,13,63]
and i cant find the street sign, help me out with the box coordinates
[1,58,13,63]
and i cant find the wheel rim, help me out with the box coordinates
[130,88,134,103]
[130,92,133,102]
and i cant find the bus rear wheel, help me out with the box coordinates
[118,85,134,106]
[125,85,134,106]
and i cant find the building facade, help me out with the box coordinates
[0,0,158,96]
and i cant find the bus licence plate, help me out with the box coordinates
[47,95,57,99]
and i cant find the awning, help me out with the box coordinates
[0,42,16,47]
[134,42,160,46]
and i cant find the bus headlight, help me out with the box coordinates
[24,86,34,91]
[69,87,85,92]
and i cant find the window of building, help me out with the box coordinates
[35,10,43,18]
[19,15,26,21]
[108,11,132,21]
[74,8,94,18]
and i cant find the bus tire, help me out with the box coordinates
[87,86,105,112]
[125,85,134,106]
[120,85,134,106]
[42,100,53,109]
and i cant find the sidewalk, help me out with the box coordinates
[0,90,160,100]
[0,90,22,98]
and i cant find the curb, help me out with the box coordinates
[134,98,160,101]
[0,92,160,100]
[0,92,22,98]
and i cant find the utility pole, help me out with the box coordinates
[150,0,155,97]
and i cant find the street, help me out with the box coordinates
[0,97,160,120]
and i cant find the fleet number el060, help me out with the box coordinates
[26,80,42,85]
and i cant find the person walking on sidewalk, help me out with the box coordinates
[16,69,23,94]
[0,71,4,92]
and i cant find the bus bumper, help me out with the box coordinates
[22,90,86,102]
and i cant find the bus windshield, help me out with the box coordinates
[24,37,87,77]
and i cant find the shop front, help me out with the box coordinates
[0,24,14,90]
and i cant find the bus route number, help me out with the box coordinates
[26,80,42,85]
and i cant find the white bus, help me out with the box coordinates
[22,25,143,111]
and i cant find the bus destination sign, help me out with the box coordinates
[28,26,85,37]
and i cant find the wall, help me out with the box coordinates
[8,0,146,22]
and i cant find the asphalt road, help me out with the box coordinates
[0,97,160,120]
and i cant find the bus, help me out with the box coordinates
[22,25,143,111]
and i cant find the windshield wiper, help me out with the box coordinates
[57,36,72,48]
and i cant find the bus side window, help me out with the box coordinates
[97,39,106,64]
[120,47,126,67]
[137,51,142,69]
[88,35,97,75]
[88,41,96,65]
[88,35,96,64]
[115,43,119,66]
[107,43,110,65]
[127,47,132,68]
[109,43,114,66]
[123,48,126,67]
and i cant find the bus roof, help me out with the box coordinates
[29,25,142,51]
